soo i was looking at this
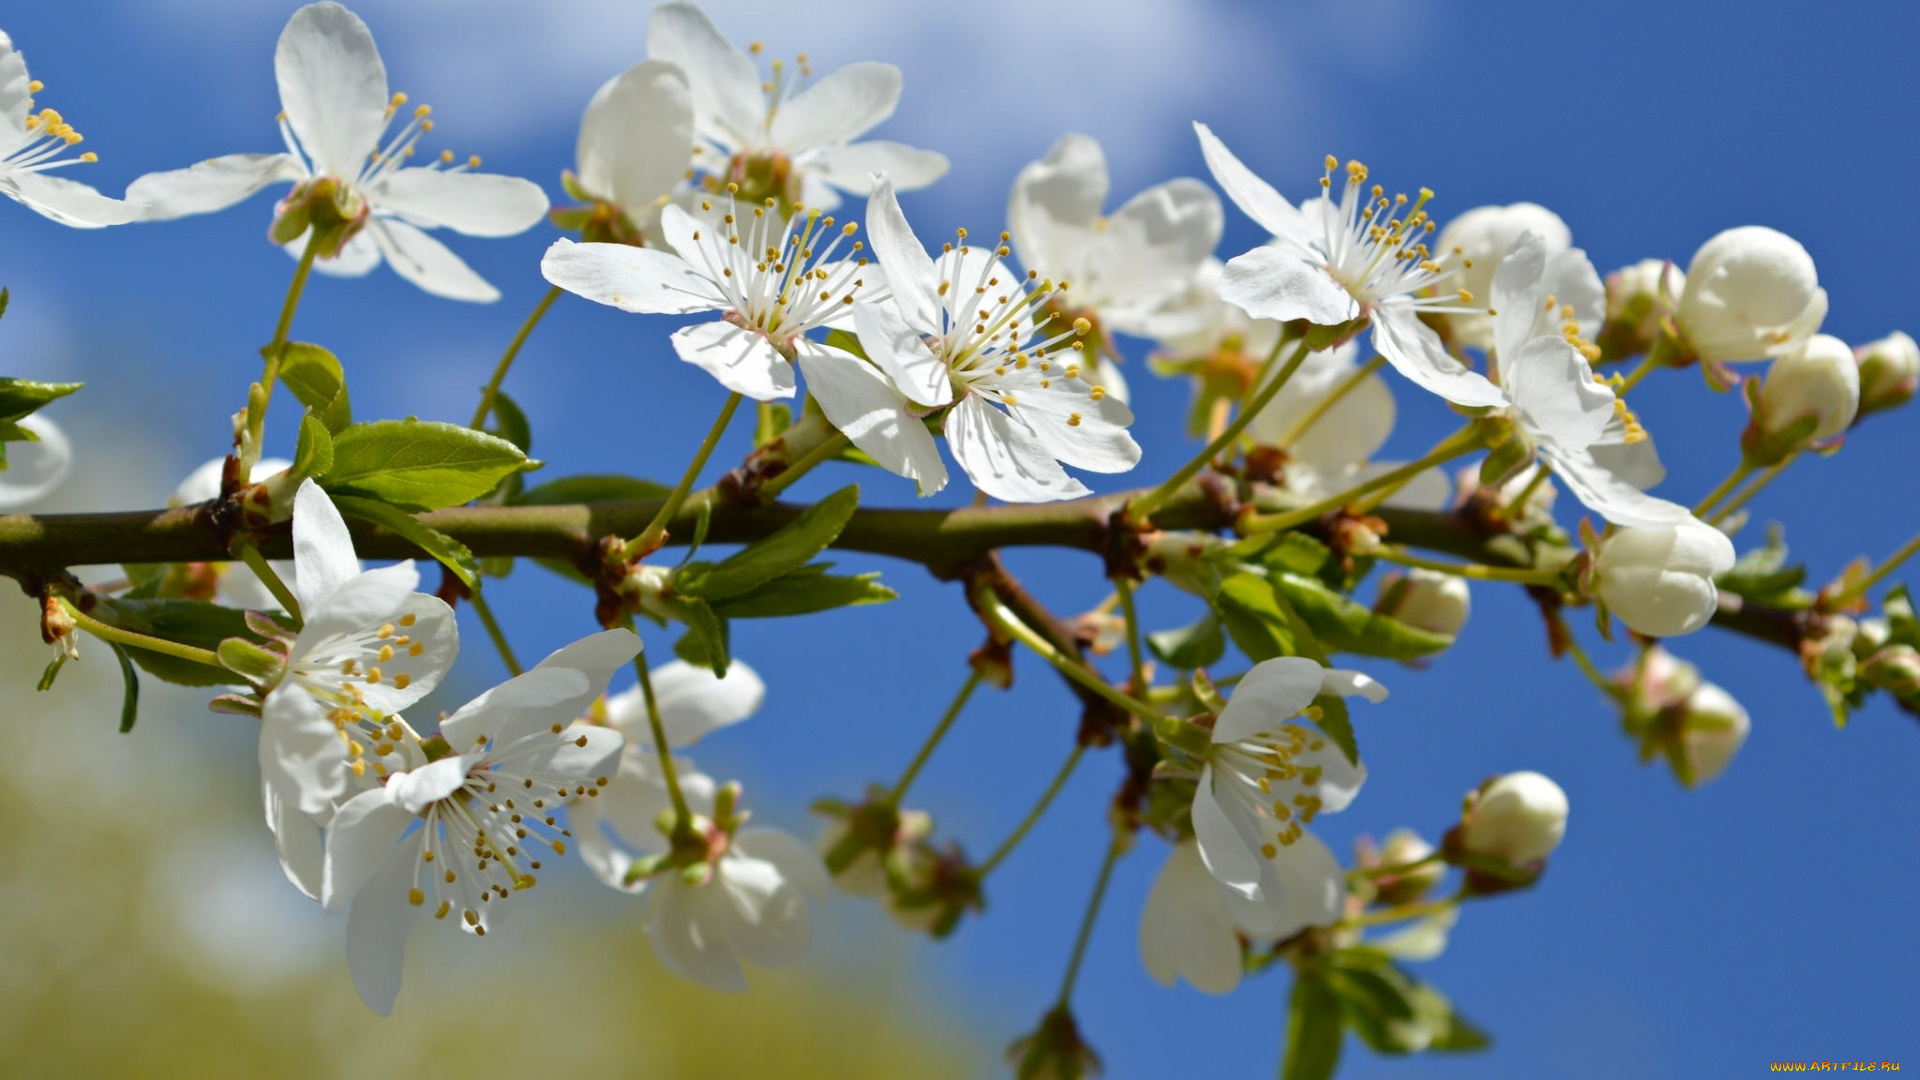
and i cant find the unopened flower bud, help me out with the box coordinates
[1373,569,1470,638]
[1142,531,1229,598]
[1759,333,1858,443]
[1007,1006,1102,1080]
[1367,828,1445,904]
[1601,258,1685,356]
[1436,202,1571,349]
[1676,226,1827,363]
[1596,519,1736,638]
[1861,644,1920,697]
[1855,330,1919,417]
[1461,771,1568,864]
[1677,680,1750,784]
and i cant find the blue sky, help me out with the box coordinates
[3,0,1917,1076]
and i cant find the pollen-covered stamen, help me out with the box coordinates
[286,613,434,720]
[681,189,886,347]
[6,105,101,171]
[1210,720,1332,850]
[1305,156,1471,317]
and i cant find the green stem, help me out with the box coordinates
[888,668,982,805]
[1833,530,1920,607]
[1243,426,1482,534]
[61,599,222,669]
[978,743,1086,877]
[1692,461,1754,518]
[470,284,562,430]
[230,538,303,628]
[1278,354,1385,447]
[1563,634,1614,694]
[1346,892,1461,930]
[1709,455,1794,525]
[757,429,850,502]
[1053,830,1126,1008]
[633,649,693,834]
[467,589,522,676]
[1350,852,1442,883]
[1114,576,1149,697]
[1374,545,1561,586]
[247,231,322,482]
[1129,337,1311,523]
[1615,349,1663,394]
[625,392,744,559]
[1494,464,1550,522]
[975,588,1161,724]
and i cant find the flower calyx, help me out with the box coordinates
[269,175,370,258]
[550,171,649,246]
[1007,1005,1103,1080]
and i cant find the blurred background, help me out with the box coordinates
[2,0,1917,1076]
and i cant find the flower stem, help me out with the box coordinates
[888,668,982,805]
[1692,461,1754,518]
[1562,634,1614,694]
[1278,354,1385,447]
[1493,464,1550,522]
[1114,576,1149,696]
[1350,851,1443,883]
[1053,830,1126,1008]
[1128,337,1312,524]
[1346,891,1461,929]
[975,588,1161,724]
[756,429,850,502]
[247,231,322,482]
[977,743,1086,878]
[632,650,694,835]
[1243,426,1483,534]
[230,538,302,628]
[467,589,522,676]
[1832,530,1920,607]
[60,599,222,669]
[625,392,744,560]
[1615,349,1663,394]
[470,285,563,430]
[1709,454,1794,525]
[1373,545,1561,586]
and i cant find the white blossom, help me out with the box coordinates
[1675,225,1827,364]
[0,30,135,227]
[641,822,829,992]
[1435,202,1572,350]
[567,58,694,244]
[1374,568,1470,638]
[1595,518,1736,639]
[1856,330,1918,415]
[1138,839,1303,995]
[126,3,549,301]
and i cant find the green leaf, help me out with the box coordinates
[292,412,335,479]
[331,494,480,589]
[1326,950,1490,1056]
[110,642,141,733]
[676,484,859,601]
[824,328,869,360]
[1147,612,1226,669]
[93,598,270,687]
[37,651,67,691]
[711,564,896,618]
[1262,532,1333,578]
[677,597,731,677]
[0,287,8,320]
[1212,571,1299,662]
[756,401,792,447]
[1718,524,1806,602]
[1885,585,1920,649]
[513,473,671,505]
[1282,972,1344,1080]
[0,376,82,424]
[1272,572,1453,660]
[325,419,527,511]
[1312,693,1360,768]
[485,390,532,454]
[274,342,352,433]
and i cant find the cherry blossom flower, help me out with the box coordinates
[1138,838,1320,995]
[559,58,694,246]
[319,629,639,1014]
[855,176,1141,502]
[647,1,947,209]
[126,3,548,301]
[0,30,135,227]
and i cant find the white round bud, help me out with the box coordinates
[1680,681,1750,784]
[1462,771,1568,864]
[1596,519,1737,638]
[1676,226,1826,363]
[1606,258,1684,334]
[1760,333,1859,441]
[1374,568,1470,637]
[1855,330,1919,415]
[1436,203,1571,349]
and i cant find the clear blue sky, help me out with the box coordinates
[3,1,1916,1076]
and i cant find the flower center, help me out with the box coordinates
[683,187,873,345]
[1214,719,1331,854]
[1311,156,1471,314]
[5,88,101,172]
[932,229,1100,405]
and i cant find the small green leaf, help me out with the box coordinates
[1282,972,1344,1080]
[756,401,792,447]
[1212,571,1298,662]
[330,494,480,589]
[677,597,731,677]
[1328,960,1425,1054]
[274,342,352,433]
[485,390,532,453]
[0,287,8,320]
[0,376,82,424]
[513,473,672,505]
[1312,693,1360,768]
[676,484,859,601]
[292,412,335,479]
[1272,572,1453,660]
[711,564,897,618]
[1262,532,1333,578]
[1147,612,1226,669]
[93,598,271,687]
[325,419,527,511]
[824,328,869,360]
[37,651,67,691]
[110,642,141,733]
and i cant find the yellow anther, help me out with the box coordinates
[1458,289,1473,303]
[1067,413,1082,426]
[1260,843,1278,859]
[378,623,395,638]
[414,104,430,118]
[440,149,453,163]
[27,80,42,93]
[468,155,480,168]
[399,613,417,627]
[1089,386,1106,401]
[552,839,568,855]
[393,673,410,690]
[1324,154,1338,170]
[1072,317,1092,335]
[408,887,424,907]
[574,735,589,747]
[423,850,435,862]
[378,645,395,662]
[365,667,382,685]
[750,40,764,53]
[420,119,433,132]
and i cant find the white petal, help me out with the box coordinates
[670,320,795,401]
[1083,178,1224,328]
[533,627,643,699]
[1218,245,1359,326]
[295,573,456,715]
[541,236,725,315]
[259,686,350,815]
[1214,657,1328,745]
[1545,247,1606,341]
[651,659,766,746]
[803,141,948,193]
[644,877,748,992]
[1192,766,1264,900]
[1490,231,1550,364]
[1193,122,1314,243]
[321,786,409,913]
[1008,133,1108,279]
[864,177,941,332]
[1,170,140,228]
[1371,301,1508,408]
[344,827,424,1016]
[1138,841,1242,994]
[275,1,388,178]
[0,414,71,509]
[576,59,694,214]
[944,394,1088,503]
[385,754,473,813]
[127,154,304,220]
[287,226,382,276]
[264,781,326,900]
[513,724,626,782]
[734,827,830,901]
[570,795,645,893]
[1505,336,1613,452]
[713,851,813,969]
[1320,668,1389,704]
[1542,445,1691,529]
[1254,828,1345,939]
[0,32,30,134]
[647,1,766,152]
[439,665,590,754]
[1588,424,1666,491]
[794,340,948,496]
[367,217,499,302]
[292,478,360,614]
[1008,368,1140,475]
[852,298,951,407]
[371,168,549,237]
[769,62,899,151]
